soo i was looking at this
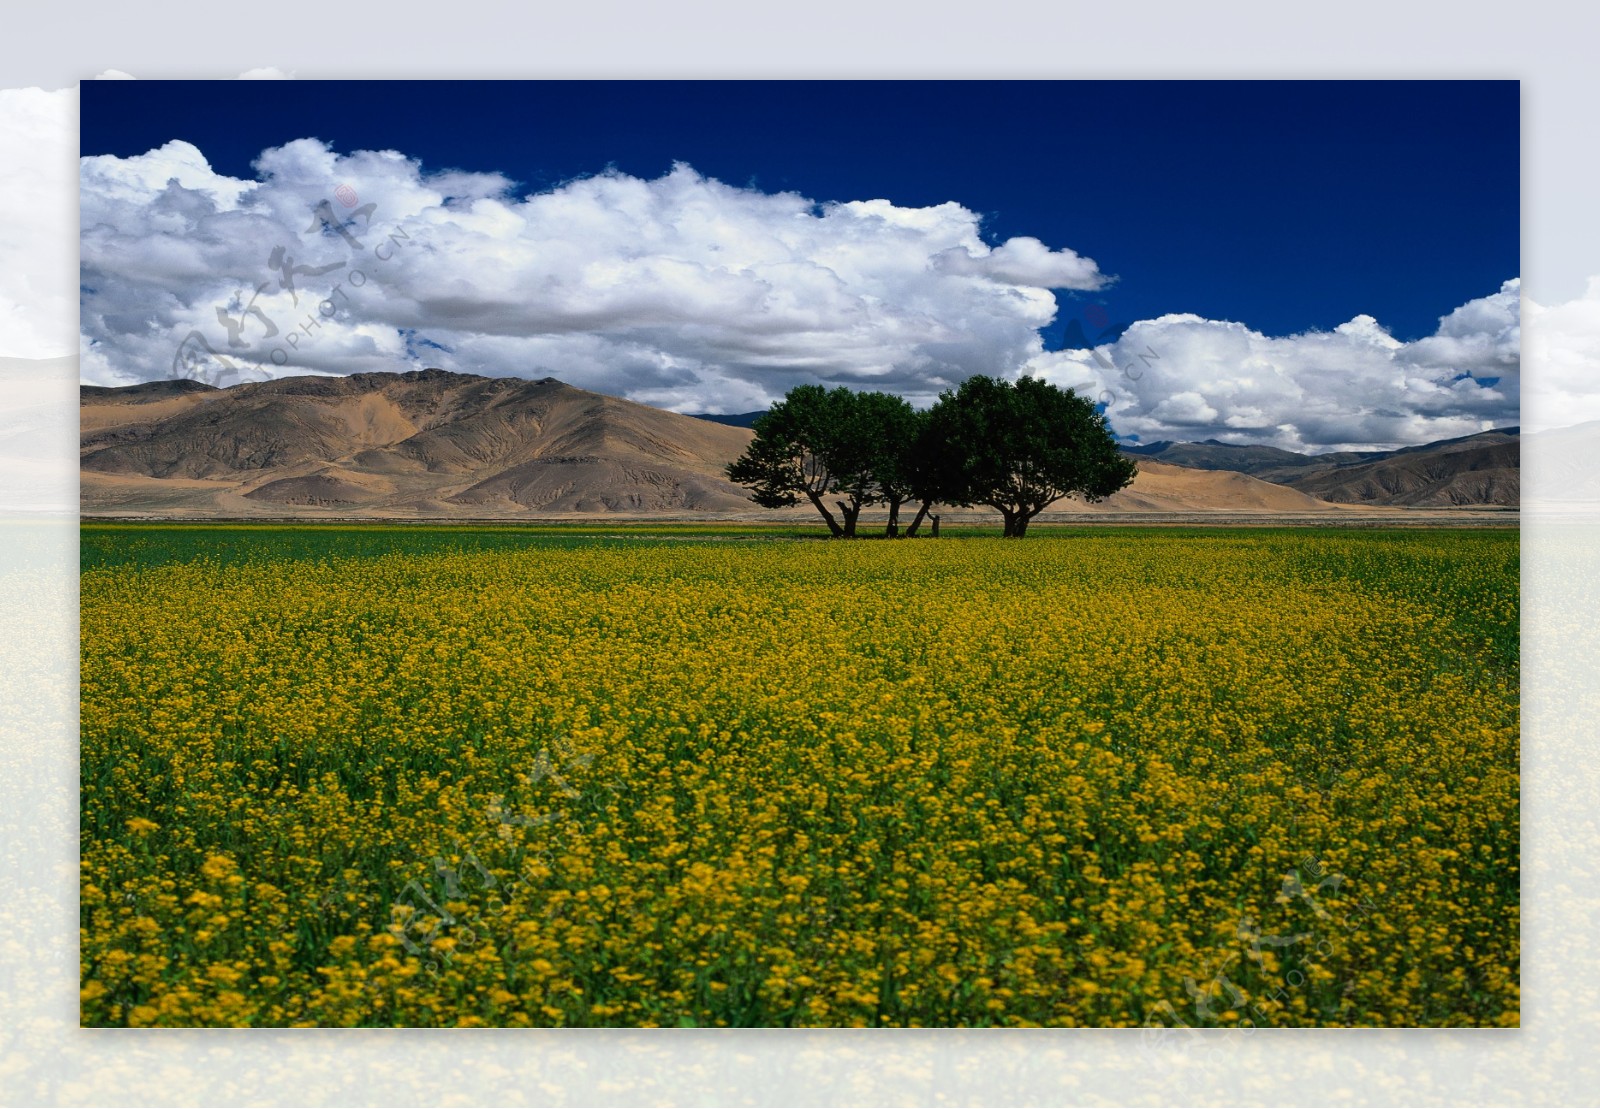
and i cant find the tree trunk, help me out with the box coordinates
[836,500,861,538]
[805,490,844,537]
[1000,507,1019,538]
[906,501,931,537]
[1015,511,1032,537]
[885,495,902,537]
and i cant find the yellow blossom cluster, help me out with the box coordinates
[79,526,1518,1027]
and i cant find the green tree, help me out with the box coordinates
[926,374,1136,537]
[902,409,955,537]
[850,391,922,537]
[726,385,872,537]
[728,387,936,538]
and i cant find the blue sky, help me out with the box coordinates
[78,80,1520,450]
[82,79,1517,342]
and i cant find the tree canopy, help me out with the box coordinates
[926,374,1137,536]
[727,376,1135,537]
[725,385,877,537]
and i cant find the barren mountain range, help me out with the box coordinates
[1123,428,1519,507]
[80,370,1515,519]
[82,371,759,517]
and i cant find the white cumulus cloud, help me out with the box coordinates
[0,86,75,359]
[934,235,1107,289]
[1028,280,1521,452]
[78,138,1110,408]
[1523,276,1600,434]
[66,131,1530,451]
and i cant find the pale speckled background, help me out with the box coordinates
[1,5,1594,1103]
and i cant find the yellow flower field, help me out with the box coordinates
[79,526,1519,1027]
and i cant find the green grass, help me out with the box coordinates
[79,521,813,570]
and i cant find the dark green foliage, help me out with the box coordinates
[925,375,1137,537]
[726,385,919,538]
[728,376,1137,538]
[845,392,923,537]
[727,384,844,535]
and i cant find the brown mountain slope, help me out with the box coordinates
[1085,458,1360,514]
[80,369,1377,520]
[1127,428,1520,507]
[1275,438,1520,506]
[78,378,224,436]
[81,370,760,516]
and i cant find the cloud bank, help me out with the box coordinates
[79,138,1107,411]
[1030,280,1521,452]
[71,133,1521,451]
[0,86,75,358]
[1523,277,1600,434]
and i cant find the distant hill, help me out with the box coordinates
[1523,420,1600,505]
[79,378,219,403]
[80,369,1399,520]
[1273,431,1519,507]
[687,411,767,429]
[1081,458,1368,515]
[1125,428,1519,506]
[81,369,761,516]
[1121,439,1382,475]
